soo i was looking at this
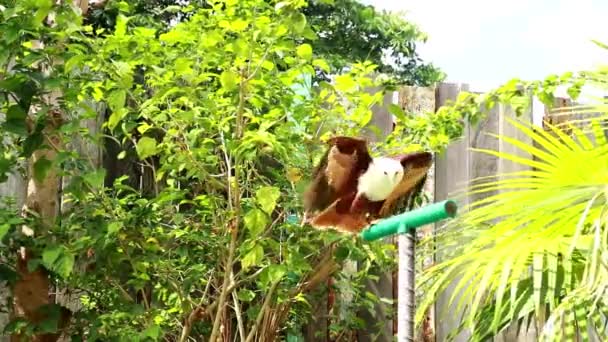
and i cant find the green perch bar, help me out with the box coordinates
[359,200,458,241]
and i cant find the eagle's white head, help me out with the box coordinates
[357,157,404,201]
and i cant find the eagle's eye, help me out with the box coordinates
[384,171,388,175]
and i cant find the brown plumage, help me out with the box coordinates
[303,136,433,234]
[302,136,371,220]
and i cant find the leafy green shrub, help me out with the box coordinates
[0,0,466,340]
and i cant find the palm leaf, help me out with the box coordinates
[416,115,608,339]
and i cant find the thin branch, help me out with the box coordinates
[220,130,233,212]
[178,277,213,342]
[245,47,271,82]
[231,276,246,341]
[107,278,134,302]
[244,280,280,342]
[140,288,151,310]
[209,67,248,342]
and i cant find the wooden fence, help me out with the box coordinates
[349,82,605,342]
[0,82,603,341]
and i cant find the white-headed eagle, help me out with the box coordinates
[302,136,433,234]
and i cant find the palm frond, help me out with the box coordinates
[416,115,608,340]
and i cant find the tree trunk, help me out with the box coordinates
[10,2,90,341]
[11,110,66,341]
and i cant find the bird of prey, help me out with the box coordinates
[302,136,433,234]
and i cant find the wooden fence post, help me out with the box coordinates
[433,82,472,342]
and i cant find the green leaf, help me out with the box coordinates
[27,258,41,273]
[83,168,106,189]
[107,89,126,112]
[388,104,407,122]
[114,14,129,37]
[262,264,287,284]
[230,19,249,31]
[220,70,238,91]
[0,164,9,183]
[42,246,63,268]
[290,13,307,33]
[237,289,256,302]
[142,324,161,340]
[22,132,44,157]
[261,60,275,71]
[3,24,21,44]
[6,104,27,120]
[136,137,158,159]
[65,54,85,73]
[591,39,608,50]
[244,209,268,236]
[33,157,52,183]
[312,59,330,72]
[107,108,128,130]
[3,318,28,334]
[0,224,10,241]
[296,44,313,61]
[255,186,280,214]
[334,74,357,92]
[107,221,123,235]
[5,105,27,133]
[37,304,62,334]
[241,245,264,270]
[42,246,74,278]
[0,264,18,284]
[174,57,193,76]
[335,246,350,261]
[112,62,133,88]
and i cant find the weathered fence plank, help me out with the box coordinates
[493,100,538,342]
[357,89,400,342]
[433,82,472,342]
[433,87,543,342]
[0,176,25,340]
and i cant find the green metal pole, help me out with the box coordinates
[359,200,457,242]
[358,199,458,341]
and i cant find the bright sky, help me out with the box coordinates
[363,0,608,93]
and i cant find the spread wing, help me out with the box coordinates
[308,192,384,234]
[377,151,433,217]
[303,136,372,216]
[324,136,371,198]
[309,200,369,234]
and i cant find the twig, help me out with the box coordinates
[244,280,280,342]
[140,288,150,310]
[245,47,271,82]
[219,130,233,212]
[107,278,134,302]
[231,279,246,341]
